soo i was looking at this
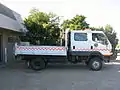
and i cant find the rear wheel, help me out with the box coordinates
[30,58,45,70]
[88,57,103,71]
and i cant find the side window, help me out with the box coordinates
[74,33,88,41]
[92,33,106,41]
[92,33,107,45]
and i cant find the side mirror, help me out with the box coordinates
[104,40,108,45]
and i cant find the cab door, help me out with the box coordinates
[91,33,112,56]
[71,31,91,52]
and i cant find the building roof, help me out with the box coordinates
[0,3,27,33]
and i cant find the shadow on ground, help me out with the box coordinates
[0,60,120,73]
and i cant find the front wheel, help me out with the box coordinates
[88,57,103,71]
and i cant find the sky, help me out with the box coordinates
[0,0,120,39]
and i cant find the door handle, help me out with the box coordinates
[73,46,75,49]
[91,46,93,49]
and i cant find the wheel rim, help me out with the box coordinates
[34,61,41,66]
[92,61,100,69]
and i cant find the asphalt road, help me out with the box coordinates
[0,60,120,90]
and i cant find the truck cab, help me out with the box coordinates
[15,29,112,71]
[68,30,112,57]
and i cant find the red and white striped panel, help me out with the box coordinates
[16,47,65,51]
[73,48,111,52]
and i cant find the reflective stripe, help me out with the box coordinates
[73,48,111,51]
[16,47,65,51]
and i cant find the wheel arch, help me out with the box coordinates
[88,51,104,61]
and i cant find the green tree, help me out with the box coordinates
[104,25,118,52]
[20,8,61,45]
[61,15,89,30]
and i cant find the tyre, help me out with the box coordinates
[88,57,103,71]
[30,58,45,70]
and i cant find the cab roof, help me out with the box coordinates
[70,30,104,34]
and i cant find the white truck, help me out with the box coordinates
[15,29,112,71]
